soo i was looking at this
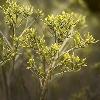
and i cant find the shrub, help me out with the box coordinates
[0,0,98,100]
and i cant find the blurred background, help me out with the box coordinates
[0,0,100,100]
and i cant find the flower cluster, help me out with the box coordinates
[44,11,86,43]
[1,0,33,26]
[73,32,98,48]
[51,52,87,76]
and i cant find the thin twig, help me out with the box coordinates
[0,31,13,49]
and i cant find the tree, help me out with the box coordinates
[0,0,98,100]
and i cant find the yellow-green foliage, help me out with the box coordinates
[0,1,98,100]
